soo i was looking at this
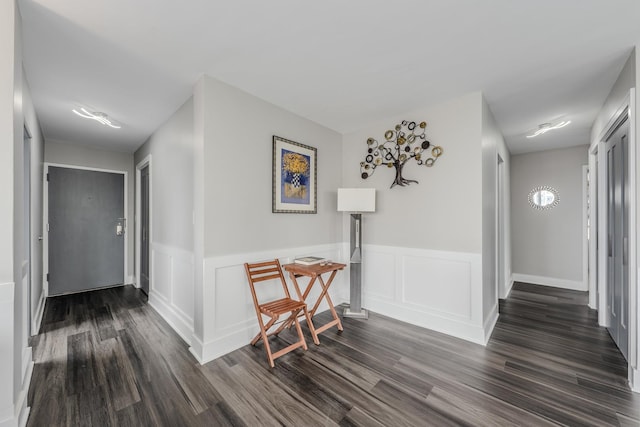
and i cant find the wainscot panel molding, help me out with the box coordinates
[512,273,586,291]
[194,244,346,364]
[148,242,195,346]
[359,244,490,345]
[0,281,32,427]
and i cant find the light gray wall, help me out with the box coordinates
[200,76,344,257]
[45,139,135,281]
[23,68,44,334]
[591,50,635,143]
[511,145,588,284]
[481,96,511,316]
[134,97,194,252]
[342,92,483,253]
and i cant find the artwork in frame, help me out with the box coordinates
[272,135,317,213]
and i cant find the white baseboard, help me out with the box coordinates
[31,293,45,336]
[17,347,33,427]
[148,292,193,346]
[512,273,587,291]
[189,335,205,364]
[631,366,640,393]
[483,302,499,344]
[365,295,488,345]
[501,278,514,300]
[199,326,256,365]
[126,275,135,285]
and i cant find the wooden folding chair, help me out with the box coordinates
[244,259,313,368]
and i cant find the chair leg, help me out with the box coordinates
[293,313,308,351]
[251,316,278,346]
[254,314,277,368]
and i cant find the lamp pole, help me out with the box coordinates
[344,213,368,318]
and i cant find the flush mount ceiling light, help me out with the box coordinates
[72,108,121,129]
[526,120,570,138]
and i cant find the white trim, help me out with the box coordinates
[135,155,152,292]
[148,292,192,346]
[632,365,640,393]
[627,88,638,376]
[483,302,499,343]
[582,165,589,297]
[43,163,129,295]
[588,144,598,309]
[504,277,514,299]
[188,335,205,365]
[30,292,44,336]
[512,273,586,291]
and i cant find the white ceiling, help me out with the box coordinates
[18,0,640,154]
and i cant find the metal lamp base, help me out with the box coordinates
[343,307,368,319]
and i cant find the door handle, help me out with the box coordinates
[116,218,126,236]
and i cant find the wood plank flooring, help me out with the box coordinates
[27,282,639,426]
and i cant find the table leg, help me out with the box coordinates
[308,271,343,334]
[284,272,320,344]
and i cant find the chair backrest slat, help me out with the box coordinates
[251,274,281,283]
[244,259,292,299]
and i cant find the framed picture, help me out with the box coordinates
[272,135,317,213]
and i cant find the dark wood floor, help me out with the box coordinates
[27,282,639,426]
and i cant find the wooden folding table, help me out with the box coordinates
[282,262,346,344]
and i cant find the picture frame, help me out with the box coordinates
[272,135,317,213]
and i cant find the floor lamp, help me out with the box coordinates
[337,188,376,319]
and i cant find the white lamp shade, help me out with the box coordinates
[337,188,376,212]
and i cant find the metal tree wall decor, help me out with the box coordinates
[360,120,443,188]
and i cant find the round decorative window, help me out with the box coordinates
[528,186,559,210]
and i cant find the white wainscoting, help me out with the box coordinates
[0,282,15,426]
[359,244,489,345]
[512,273,586,291]
[148,242,195,345]
[193,244,346,364]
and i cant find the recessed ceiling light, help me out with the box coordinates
[72,108,121,129]
[526,120,570,138]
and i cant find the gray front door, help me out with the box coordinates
[48,166,125,295]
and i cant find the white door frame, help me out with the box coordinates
[588,145,598,309]
[496,154,507,299]
[43,162,128,296]
[591,89,638,390]
[582,165,589,301]
[135,155,152,292]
